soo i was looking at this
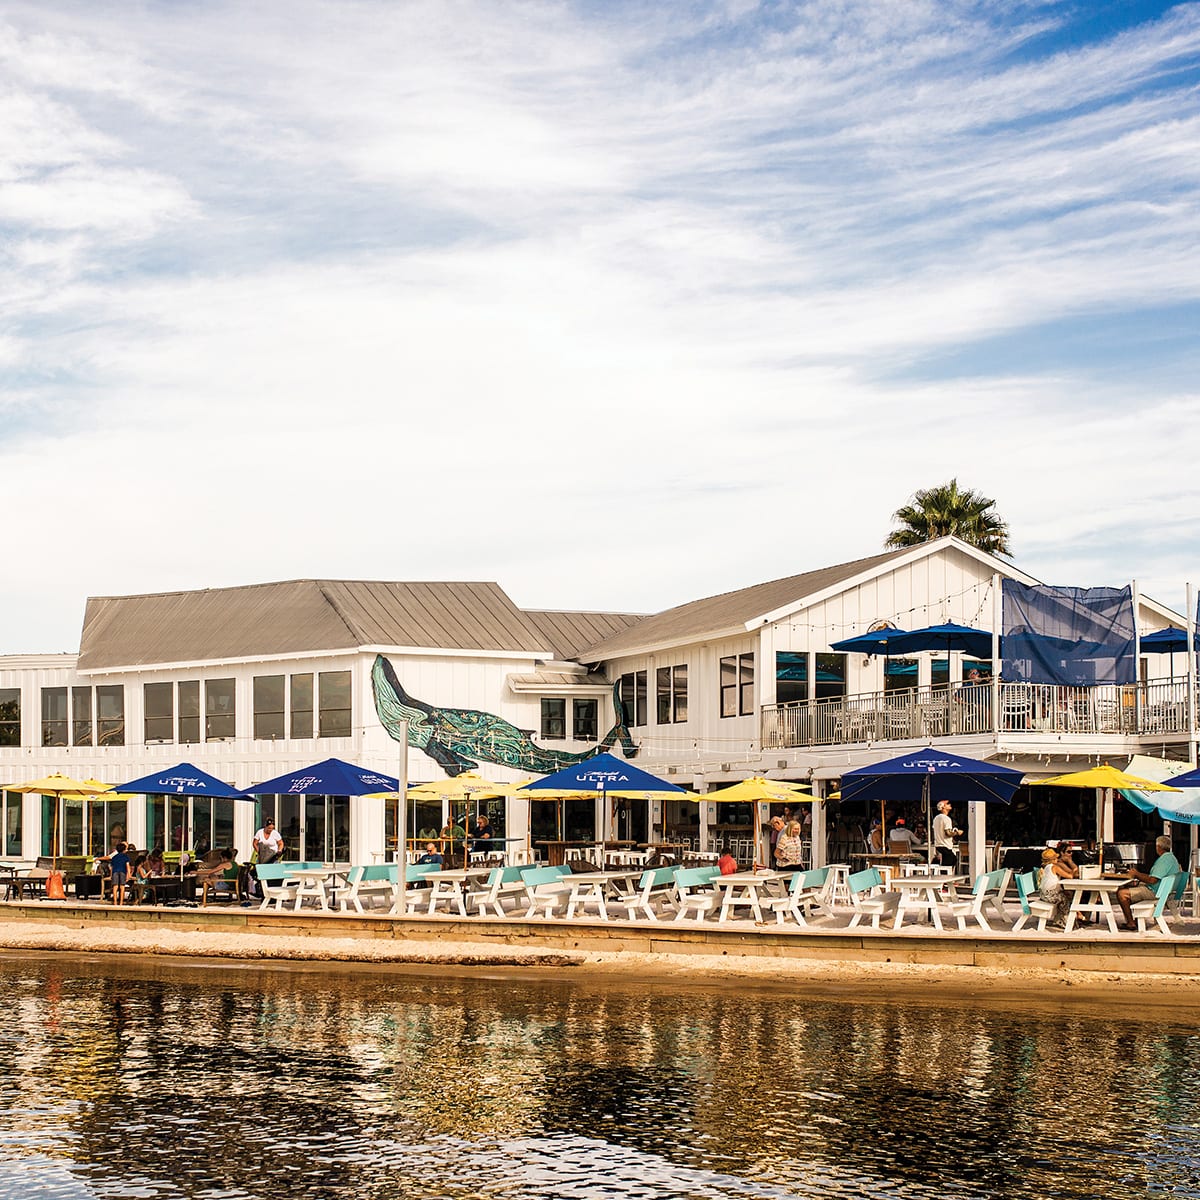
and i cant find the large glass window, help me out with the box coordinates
[291,674,314,739]
[41,687,67,746]
[573,698,597,741]
[720,654,755,717]
[775,652,808,705]
[619,671,647,726]
[318,670,351,738]
[97,685,125,746]
[72,687,93,746]
[656,664,688,723]
[178,681,200,744]
[540,698,566,739]
[254,675,285,740]
[2,791,21,856]
[886,657,917,693]
[144,682,174,742]
[205,679,235,740]
[815,653,847,701]
[0,689,18,747]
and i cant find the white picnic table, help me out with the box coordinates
[562,869,645,919]
[1061,875,1134,934]
[288,867,343,912]
[710,871,788,923]
[420,868,493,916]
[889,874,966,931]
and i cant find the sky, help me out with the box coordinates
[3,0,1199,651]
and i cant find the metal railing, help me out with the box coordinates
[761,678,1195,750]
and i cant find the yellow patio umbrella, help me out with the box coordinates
[1028,764,1180,870]
[405,773,529,862]
[7,773,112,870]
[705,777,815,868]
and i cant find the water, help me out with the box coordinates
[2,953,1200,1200]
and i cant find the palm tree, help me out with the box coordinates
[885,479,1011,555]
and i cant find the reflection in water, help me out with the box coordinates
[2,953,1200,1199]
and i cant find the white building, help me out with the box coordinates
[0,538,1190,869]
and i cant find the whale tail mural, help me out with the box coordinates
[371,654,638,776]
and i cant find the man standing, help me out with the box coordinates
[932,800,962,869]
[1116,835,1182,930]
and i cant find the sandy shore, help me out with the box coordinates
[4,916,1200,1015]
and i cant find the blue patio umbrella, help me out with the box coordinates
[112,762,244,798]
[110,762,246,887]
[243,757,400,797]
[886,621,994,661]
[830,628,910,654]
[521,752,684,842]
[841,747,1023,865]
[1141,627,1190,654]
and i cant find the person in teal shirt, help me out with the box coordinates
[1116,835,1182,930]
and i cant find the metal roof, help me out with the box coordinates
[76,579,644,671]
[576,547,915,661]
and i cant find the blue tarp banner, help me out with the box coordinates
[1002,581,1135,685]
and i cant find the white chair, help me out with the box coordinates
[765,867,836,927]
[846,867,900,930]
[1011,871,1055,932]
[671,866,722,921]
[463,866,526,918]
[607,866,678,921]
[944,869,1011,932]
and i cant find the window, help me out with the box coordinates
[72,687,93,746]
[541,698,566,739]
[254,675,285,740]
[318,670,351,738]
[619,671,647,726]
[41,687,67,746]
[2,791,21,856]
[291,673,313,739]
[885,657,917,693]
[178,680,200,744]
[0,689,18,747]
[815,653,846,702]
[97,685,125,746]
[720,654,755,717]
[775,652,808,705]
[144,682,174,743]
[573,698,597,741]
[205,679,235,740]
[656,665,688,723]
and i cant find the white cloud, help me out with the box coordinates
[0,0,1198,648]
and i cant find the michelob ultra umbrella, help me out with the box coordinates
[519,752,685,842]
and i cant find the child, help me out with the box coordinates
[108,841,132,905]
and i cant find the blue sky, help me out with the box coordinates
[2,0,1199,650]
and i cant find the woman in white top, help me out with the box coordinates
[1037,847,1076,928]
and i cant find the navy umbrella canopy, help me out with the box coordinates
[243,757,400,797]
[886,622,993,660]
[1141,627,1190,653]
[522,752,685,795]
[830,628,910,655]
[112,762,244,798]
[841,748,1023,806]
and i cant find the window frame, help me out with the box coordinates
[720,653,755,718]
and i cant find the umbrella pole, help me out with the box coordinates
[925,776,933,867]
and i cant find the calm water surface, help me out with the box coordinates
[2,953,1199,1200]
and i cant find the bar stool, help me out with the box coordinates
[825,863,852,906]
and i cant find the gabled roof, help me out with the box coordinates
[76,579,646,671]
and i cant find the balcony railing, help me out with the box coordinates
[761,679,1196,751]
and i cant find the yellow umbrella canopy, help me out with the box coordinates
[8,772,111,795]
[704,777,816,804]
[407,772,521,799]
[1032,764,1180,792]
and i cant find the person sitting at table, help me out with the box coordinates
[471,815,494,851]
[1116,835,1182,931]
[1037,847,1075,930]
[868,818,885,853]
[888,818,923,857]
[773,821,805,872]
[196,848,237,901]
[417,841,443,865]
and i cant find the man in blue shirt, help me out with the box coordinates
[1116,835,1182,930]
